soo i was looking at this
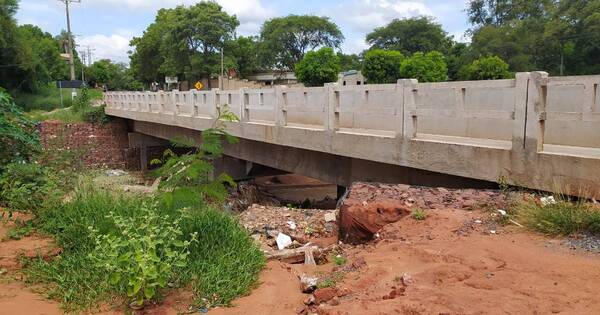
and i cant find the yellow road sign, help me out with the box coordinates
[194,81,204,90]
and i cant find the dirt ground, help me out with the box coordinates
[2,197,600,314]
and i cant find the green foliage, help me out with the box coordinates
[362,49,404,84]
[515,196,600,236]
[89,203,198,306]
[332,255,347,266]
[399,51,448,82]
[366,17,453,55]
[259,15,344,70]
[0,88,39,167]
[460,55,512,80]
[337,53,362,72]
[82,105,110,124]
[130,2,238,88]
[0,162,55,211]
[87,59,143,91]
[224,36,260,79]
[294,47,340,87]
[154,105,239,207]
[412,208,428,221]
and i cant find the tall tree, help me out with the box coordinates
[0,0,22,91]
[366,17,453,56]
[362,49,404,84]
[337,53,362,72]
[223,36,259,79]
[467,0,551,28]
[259,15,344,70]
[129,8,173,83]
[294,47,340,87]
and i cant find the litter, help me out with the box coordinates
[276,232,293,250]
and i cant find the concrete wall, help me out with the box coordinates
[104,72,600,199]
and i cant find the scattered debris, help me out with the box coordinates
[324,211,337,223]
[276,233,293,250]
[287,221,297,230]
[299,275,318,293]
[304,248,316,266]
[401,273,413,286]
[540,196,557,206]
[105,169,127,177]
[497,209,507,216]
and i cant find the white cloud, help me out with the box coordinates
[77,34,132,64]
[327,0,433,33]
[89,0,274,34]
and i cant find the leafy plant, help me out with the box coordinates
[399,51,448,82]
[0,162,56,211]
[333,255,347,266]
[153,105,239,207]
[82,104,110,124]
[88,202,198,307]
[412,208,428,221]
[294,47,340,87]
[362,49,404,84]
[0,88,40,168]
[459,55,512,80]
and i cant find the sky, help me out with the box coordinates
[16,0,471,64]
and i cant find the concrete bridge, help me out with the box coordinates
[104,72,600,199]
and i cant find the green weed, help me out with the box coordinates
[514,195,600,236]
[412,208,428,221]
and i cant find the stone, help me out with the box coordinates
[314,287,338,303]
[303,295,316,305]
[401,273,413,286]
[299,274,318,293]
[339,192,410,244]
[276,233,293,250]
[328,297,340,306]
[324,211,337,223]
[296,306,308,314]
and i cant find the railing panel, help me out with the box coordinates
[245,89,275,123]
[284,87,326,127]
[336,84,398,132]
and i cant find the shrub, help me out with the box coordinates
[362,49,404,84]
[0,162,55,211]
[412,208,428,220]
[459,55,511,80]
[0,88,39,167]
[82,105,110,124]
[295,47,341,87]
[399,51,448,82]
[89,203,197,307]
[515,196,600,236]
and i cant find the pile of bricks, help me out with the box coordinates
[38,118,139,170]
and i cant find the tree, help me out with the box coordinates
[366,17,453,55]
[459,55,511,80]
[129,2,238,87]
[337,53,362,72]
[224,36,259,79]
[0,88,39,167]
[259,15,344,70]
[87,59,143,91]
[467,0,551,28]
[362,49,404,84]
[399,51,448,82]
[294,47,340,87]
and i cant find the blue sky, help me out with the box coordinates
[16,0,471,64]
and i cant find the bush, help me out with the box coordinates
[89,203,197,307]
[362,49,404,84]
[399,51,448,82]
[515,196,600,236]
[0,162,55,211]
[82,105,110,124]
[459,55,511,80]
[295,47,341,87]
[0,88,40,167]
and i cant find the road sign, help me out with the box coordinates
[165,76,178,84]
[194,81,204,90]
[56,80,84,89]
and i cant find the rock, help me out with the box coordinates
[296,306,308,314]
[324,211,337,223]
[497,209,507,216]
[276,233,293,250]
[303,295,316,305]
[540,196,557,206]
[314,287,338,303]
[401,273,413,286]
[105,169,126,177]
[339,196,410,244]
[328,297,340,306]
[299,274,318,293]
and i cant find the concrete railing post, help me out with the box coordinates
[400,79,419,139]
[239,88,248,122]
[531,71,549,152]
[394,80,405,138]
[324,83,339,132]
[512,72,530,151]
[274,85,287,127]
[211,88,219,119]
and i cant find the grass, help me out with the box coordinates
[412,208,428,221]
[23,179,265,311]
[514,195,600,236]
[13,84,103,112]
[26,108,85,123]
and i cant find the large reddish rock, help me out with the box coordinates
[339,183,411,244]
[313,287,338,303]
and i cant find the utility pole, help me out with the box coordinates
[58,0,81,97]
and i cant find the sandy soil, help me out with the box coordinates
[217,209,600,315]
[2,205,600,314]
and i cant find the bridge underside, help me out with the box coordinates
[130,120,496,189]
